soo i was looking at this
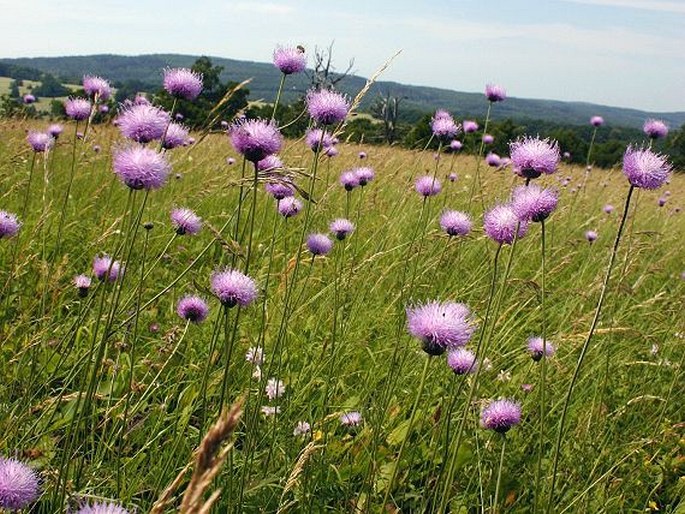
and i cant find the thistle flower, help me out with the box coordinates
[163,67,203,100]
[509,136,560,179]
[340,411,362,427]
[511,184,559,222]
[527,336,555,361]
[485,84,506,102]
[227,157,236,165]
[257,155,284,172]
[658,197,667,207]
[293,421,311,437]
[463,120,478,133]
[449,140,463,152]
[265,378,286,400]
[170,207,202,235]
[330,218,355,240]
[415,176,442,197]
[278,197,302,218]
[484,204,528,245]
[307,233,333,256]
[22,94,35,104]
[340,171,360,191]
[482,134,494,145]
[448,172,457,182]
[113,146,170,190]
[447,348,477,375]
[643,119,668,139]
[0,211,21,239]
[358,151,367,159]
[304,128,335,152]
[93,145,101,153]
[485,152,501,167]
[273,45,307,75]
[355,167,375,186]
[603,204,614,214]
[93,255,122,282]
[162,122,189,149]
[99,105,109,114]
[47,124,64,138]
[26,131,54,153]
[622,146,671,190]
[585,230,598,243]
[265,175,295,200]
[325,146,338,158]
[75,502,130,514]
[177,295,210,323]
[73,274,92,297]
[83,75,112,100]
[175,112,183,120]
[480,399,522,433]
[406,301,475,355]
[440,210,472,237]
[306,89,349,125]
[433,109,452,120]
[0,458,40,510]
[65,97,92,121]
[261,406,280,417]
[590,116,604,127]
[229,119,283,162]
[246,346,264,365]
[562,151,571,160]
[431,111,460,141]
[117,103,170,143]
[210,268,258,308]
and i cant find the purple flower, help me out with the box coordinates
[603,204,614,214]
[590,116,604,127]
[273,46,307,75]
[482,134,494,145]
[358,151,367,159]
[448,172,458,182]
[27,131,54,153]
[278,197,303,218]
[340,171,360,191]
[227,157,236,165]
[447,348,477,375]
[330,218,355,240]
[480,399,522,433]
[293,421,311,437]
[162,122,189,149]
[484,204,529,245]
[210,268,258,308]
[509,136,560,179]
[163,67,203,100]
[431,111,460,140]
[306,89,350,125]
[265,175,295,200]
[463,120,478,133]
[117,103,170,144]
[527,336,555,361]
[440,210,472,237]
[415,176,442,197]
[325,146,338,158]
[485,84,506,102]
[65,97,92,121]
[177,295,210,323]
[511,184,559,222]
[175,113,184,120]
[229,119,283,163]
[622,146,671,190]
[0,211,21,239]
[449,140,463,152]
[99,105,110,114]
[22,94,35,104]
[93,255,122,282]
[83,75,112,100]
[307,233,333,256]
[355,167,375,186]
[658,197,667,207]
[75,502,130,514]
[433,109,452,120]
[171,207,202,235]
[485,152,501,167]
[113,146,170,190]
[265,378,286,400]
[305,128,335,152]
[73,274,92,297]
[257,155,284,172]
[406,301,475,355]
[47,124,64,138]
[340,411,362,427]
[585,230,598,243]
[0,458,39,510]
[643,119,668,139]
[562,151,571,160]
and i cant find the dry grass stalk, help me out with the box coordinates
[276,441,322,514]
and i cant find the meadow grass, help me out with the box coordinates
[0,118,682,513]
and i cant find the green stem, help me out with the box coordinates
[54,121,80,256]
[534,219,547,512]
[272,74,286,121]
[494,435,507,513]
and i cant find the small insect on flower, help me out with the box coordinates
[273,45,307,75]
[65,97,92,121]
[75,501,130,514]
[0,211,21,240]
[306,89,350,126]
[278,197,303,218]
[622,146,672,190]
[293,421,311,437]
[73,274,92,298]
[170,207,202,235]
[415,176,442,197]
[585,230,598,244]
[307,233,333,256]
[113,146,170,191]
[447,348,477,375]
[163,67,203,100]
[643,119,668,139]
[177,295,210,324]
[509,136,560,179]
[330,218,355,240]
[265,378,286,400]
[590,116,604,127]
[484,204,529,245]
[27,131,54,153]
[340,411,362,427]
[93,255,123,282]
[480,399,522,433]
[511,184,559,223]
[527,336,555,361]
[407,301,475,355]
[485,83,506,102]
[229,119,283,163]
[0,457,40,510]
[440,210,472,237]
[210,268,258,308]
[83,75,112,100]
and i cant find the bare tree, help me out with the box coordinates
[371,92,404,143]
[306,41,355,90]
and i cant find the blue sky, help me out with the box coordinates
[4,0,684,112]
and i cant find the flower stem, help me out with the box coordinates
[533,219,547,512]
[494,435,507,513]
[272,74,286,121]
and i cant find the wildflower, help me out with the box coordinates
[246,346,264,365]
[26,132,53,153]
[265,378,286,400]
[527,336,555,361]
[622,146,671,190]
[407,301,475,355]
[113,146,170,190]
[330,218,355,240]
[355,167,375,186]
[340,411,362,427]
[273,46,307,75]
[257,155,284,172]
[431,111,460,141]
[293,421,311,437]
[73,274,92,297]
[463,120,479,133]
[277,197,303,218]
[521,384,534,393]
[305,128,335,152]
[306,89,349,125]
[162,122,189,149]
[480,399,522,433]
[117,103,170,144]
[92,255,122,282]
[448,172,457,182]
[415,176,442,197]
[265,176,295,200]
[307,233,333,256]
[485,153,501,167]
[585,230,598,243]
[658,197,667,207]
[590,116,604,127]
[75,502,130,514]
[340,171,360,191]
[358,151,367,159]
[83,75,112,100]
[511,184,559,222]
[22,94,35,104]
[603,204,614,214]
[440,210,472,237]
[485,84,506,102]
[509,136,560,179]
[163,68,203,100]
[210,268,258,308]
[643,119,668,139]
[484,204,529,245]
[447,348,477,375]
[65,97,92,121]
[482,134,494,145]
[0,457,40,510]
[261,406,280,417]
[47,124,64,138]
[177,295,210,323]
[227,157,236,165]
[497,370,512,382]
[449,140,463,151]
[170,207,202,235]
[229,119,283,163]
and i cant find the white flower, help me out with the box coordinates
[293,421,311,437]
[246,346,264,365]
[265,378,286,400]
[261,405,280,417]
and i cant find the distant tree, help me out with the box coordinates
[114,79,156,103]
[306,42,354,91]
[667,124,685,170]
[33,73,70,97]
[370,92,404,144]
[9,80,20,98]
[0,94,20,117]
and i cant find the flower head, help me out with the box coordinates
[449,140,463,152]
[162,122,189,149]
[485,83,506,102]
[340,171,360,191]
[325,146,338,158]
[447,348,477,375]
[23,94,35,104]
[246,346,264,365]
[483,134,494,145]
[177,295,210,323]
[0,211,21,239]
[0,458,40,510]
[431,112,460,140]
[74,274,92,297]
[358,151,367,159]
[306,89,349,125]
[117,103,170,143]
[415,176,442,197]
[643,119,668,139]
[330,218,355,240]
[509,136,560,179]
[93,255,122,282]
[83,75,112,100]
[527,336,555,361]
[603,204,614,214]
[305,128,335,152]
[75,502,130,514]
[210,268,258,308]
[590,116,604,127]
[484,204,528,245]
[265,378,286,400]
[293,421,311,437]
[340,411,362,427]
[113,146,170,190]
[307,233,333,256]
[229,119,283,162]
[257,155,284,172]
[354,167,375,186]
[265,175,295,200]
[622,146,671,190]
[163,68,203,100]
[171,207,202,235]
[65,97,92,121]
[480,399,522,433]
[273,46,307,75]
[485,152,501,167]
[27,131,54,153]
[406,301,475,355]
[261,406,280,417]
[47,124,64,138]
[585,230,598,243]
[278,197,302,218]
[463,120,479,133]
[511,184,559,222]
[440,210,472,237]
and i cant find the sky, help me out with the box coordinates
[3,0,684,112]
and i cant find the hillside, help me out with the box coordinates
[2,53,684,129]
